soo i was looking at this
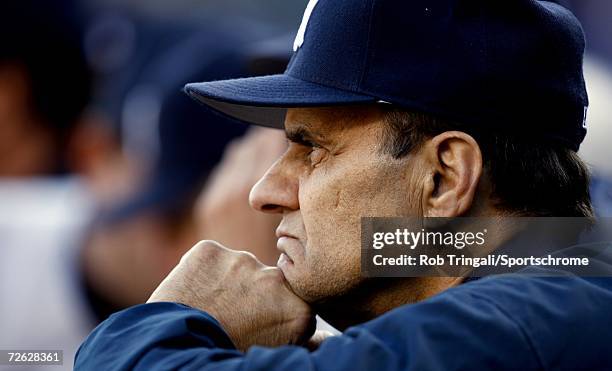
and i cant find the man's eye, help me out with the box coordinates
[308,147,326,167]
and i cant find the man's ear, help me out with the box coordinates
[420,131,483,217]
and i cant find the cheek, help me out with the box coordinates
[289,171,363,300]
[300,159,413,228]
[296,159,413,286]
[298,170,361,258]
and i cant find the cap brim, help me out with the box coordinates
[184,74,376,128]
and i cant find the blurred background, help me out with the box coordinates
[0,0,610,369]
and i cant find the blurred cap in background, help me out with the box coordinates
[96,24,291,223]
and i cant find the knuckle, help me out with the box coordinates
[196,239,223,248]
[234,250,259,267]
[190,240,225,259]
[238,250,257,260]
[225,251,259,276]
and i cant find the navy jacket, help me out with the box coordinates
[75,251,612,370]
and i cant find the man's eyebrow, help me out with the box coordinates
[285,125,323,146]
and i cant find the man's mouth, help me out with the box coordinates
[276,236,298,269]
[277,251,293,269]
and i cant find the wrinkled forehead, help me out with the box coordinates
[284,105,385,137]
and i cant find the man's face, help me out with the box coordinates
[250,106,423,303]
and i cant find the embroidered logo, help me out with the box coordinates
[293,0,320,52]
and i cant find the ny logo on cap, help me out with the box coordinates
[293,0,320,52]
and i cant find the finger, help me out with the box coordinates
[186,240,233,262]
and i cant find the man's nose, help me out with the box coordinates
[249,158,299,214]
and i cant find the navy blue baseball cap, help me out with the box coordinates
[185,0,589,151]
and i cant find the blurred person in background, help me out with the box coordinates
[1,3,288,368]
[0,0,91,177]
[0,2,95,369]
[78,29,252,318]
[71,12,200,206]
[0,0,94,262]
[195,127,285,266]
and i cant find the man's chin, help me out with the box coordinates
[277,260,365,314]
[278,268,323,304]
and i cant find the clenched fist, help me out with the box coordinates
[148,240,315,351]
